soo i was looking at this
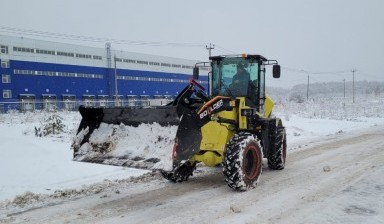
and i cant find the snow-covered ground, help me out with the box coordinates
[0,111,147,201]
[0,98,383,223]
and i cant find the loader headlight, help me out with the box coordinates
[241,108,254,116]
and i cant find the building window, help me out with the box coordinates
[36,49,55,55]
[137,60,148,65]
[149,61,160,66]
[2,74,11,83]
[123,59,136,63]
[13,68,103,79]
[14,69,34,75]
[76,53,92,59]
[57,51,75,57]
[93,55,102,60]
[3,90,11,98]
[1,60,10,68]
[1,45,9,54]
[161,63,171,67]
[13,46,34,53]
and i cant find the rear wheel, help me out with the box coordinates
[268,127,287,170]
[223,132,263,191]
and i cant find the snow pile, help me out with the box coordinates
[73,122,177,170]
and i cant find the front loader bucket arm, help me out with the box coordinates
[172,107,202,169]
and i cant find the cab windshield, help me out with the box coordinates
[211,57,259,99]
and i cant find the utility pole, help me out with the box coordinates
[352,69,357,103]
[106,42,113,99]
[306,74,309,100]
[114,55,118,106]
[206,43,215,58]
[343,79,346,98]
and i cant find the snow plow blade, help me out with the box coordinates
[71,105,180,170]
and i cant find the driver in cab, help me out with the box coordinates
[230,62,250,95]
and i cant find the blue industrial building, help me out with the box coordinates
[0,35,208,112]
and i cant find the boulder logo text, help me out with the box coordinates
[199,99,223,119]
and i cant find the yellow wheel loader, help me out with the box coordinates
[72,54,286,191]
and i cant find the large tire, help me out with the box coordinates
[223,132,263,191]
[268,127,287,170]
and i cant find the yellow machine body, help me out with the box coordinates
[193,109,235,166]
[191,95,276,167]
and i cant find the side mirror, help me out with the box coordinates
[193,67,199,80]
[273,65,280,78]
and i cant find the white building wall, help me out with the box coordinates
[0,35,209,75]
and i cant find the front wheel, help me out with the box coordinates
[222,132,263,191]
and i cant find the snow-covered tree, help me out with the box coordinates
[35,113,66,136]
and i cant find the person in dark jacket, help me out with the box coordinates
[230,62,250,95]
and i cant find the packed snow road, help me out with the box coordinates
[2,126,384,224]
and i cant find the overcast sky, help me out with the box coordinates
[1,0,383,87]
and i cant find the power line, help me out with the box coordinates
[214,45,237,55]
[280,66,309,74]
[0,26,208,48]
[310,70,351,75]
[281,66,352,77]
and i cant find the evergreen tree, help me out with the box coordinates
[43,113,65,136]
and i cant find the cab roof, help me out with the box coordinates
[209,54,267,62]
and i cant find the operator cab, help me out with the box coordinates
[193,54,280,107]
[212,55,277,106]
